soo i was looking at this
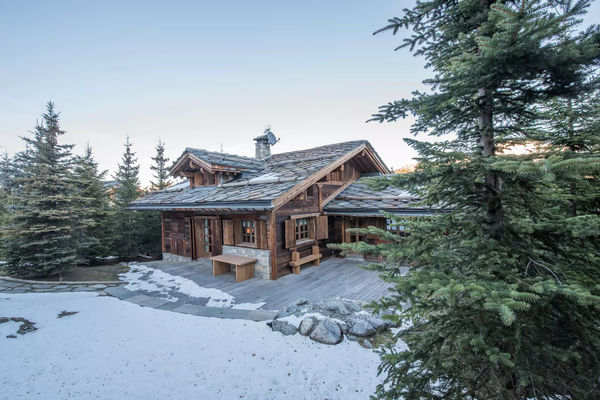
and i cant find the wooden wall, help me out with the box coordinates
[273,183,339,279]
[163,211,194,258]
[162,211,271,260]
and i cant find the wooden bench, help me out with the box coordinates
[210,254,258,283]
[289,245,322,274]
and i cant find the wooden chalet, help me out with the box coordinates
[130,135,427,280]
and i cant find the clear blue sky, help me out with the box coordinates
[1,1,598,185]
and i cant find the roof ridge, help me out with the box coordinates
[185,147,263,163]
[270,140,368,158]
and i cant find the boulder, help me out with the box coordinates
[317,300,350,316]
[368,318,387,333]
[299,317,316,336]
[294,299,310,306]
[310,318,343,345]
[384,320,399,329]
[338,322,348,335]
[286,305,302,315]
[349,320,376,337]
[347,334,358,341]
[341,301,361,313]
[272,319,298,336]
[363,339,374,349]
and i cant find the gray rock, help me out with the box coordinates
[272,319,298,336]
[349,320,376,337]
[275,307,291,319]
[318,300,350,316]
[338,322,348,335]
[299,317,316,336]
[363,339,373,349]
[341,301,361,312]
[384,320,399,328]
[369,318,387,332]
[347,334,358,341]
[310,318,343,345]
[286,305,302,315]
[294,299,309,306]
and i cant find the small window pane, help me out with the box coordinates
[296,218,309,241]
[241,220,255,243]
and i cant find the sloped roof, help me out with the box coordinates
[182,148,264,171]
[131,140,370,210]
[324,178,430,216]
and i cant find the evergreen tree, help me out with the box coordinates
[73,143,114,261]
[112,136,142,257]
[136,139,171,257]
[4,102,86,278]
[149,139,172,190]
[0,152,11,247]
[532,91,600,216]
[333,1,600,398]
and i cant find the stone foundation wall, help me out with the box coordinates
[222,245,271,280]
[162,253,192,262]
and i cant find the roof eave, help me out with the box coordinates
[324,208,442,217]
[129,200,273,211]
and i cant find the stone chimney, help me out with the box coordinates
[254,130,272,159]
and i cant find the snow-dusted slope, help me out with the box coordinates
[0,292,382,399]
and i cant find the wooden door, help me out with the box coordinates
[194,218,222,259]
[210,219,222,257]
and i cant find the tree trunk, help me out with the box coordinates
[478,87,503,230]
[567,98,578,216]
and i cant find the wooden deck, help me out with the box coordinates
[139,257,396,311]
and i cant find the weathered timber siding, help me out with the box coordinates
[162,211,271,264]
[163,211,194,258]
[274,184,337,278]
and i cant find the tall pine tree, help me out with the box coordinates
[73,143,114,261]
[4,102,87,278]
[149,139,172,190]
[136,139,171,256]
[0,151,12,247]
[112,136,142,257]
[333,0,600,398]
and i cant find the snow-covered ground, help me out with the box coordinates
[1,292,383,399]
[120,264,266,310]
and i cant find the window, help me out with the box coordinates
[241,220,255,244]
[306,186,314,200]
[348,217,366,243]
[386,219,406,236]
[203,219,212,253]
[296,218,309,241]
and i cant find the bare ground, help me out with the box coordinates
[36,264,130,282]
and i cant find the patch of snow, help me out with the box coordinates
[1,293,383,399]
[0,320,20,337]
[119,264,265,310]
[120,264,234,307]
[231,302,266,310]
